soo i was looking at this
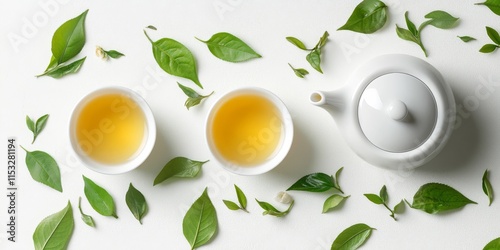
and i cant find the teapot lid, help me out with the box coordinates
[358,72,437,153]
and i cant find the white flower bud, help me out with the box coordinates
[275,191,293,204]
[95,46,108,61]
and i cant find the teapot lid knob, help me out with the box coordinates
[386,100,408,121]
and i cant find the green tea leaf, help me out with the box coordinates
[27,114,49,143]
[484,237,500,250]
[37,57,87,78]
[410,183,477,214]
[126,183,148,224]
[223,200,241,210]
[177,82,213,110]
[395,12,428,57]
[144,30,202,88]
[393,200,405,214]
[306,49,322,73]
[364,194,384,205]
[423,10,459,29]
[487,26,500,45]
[333,167,344,194]
[255,199,294,217]
[287,173,335,192]
[323,194,350,213]
[105,50,125,59]
[196,32,261,62]
[146,25,157,30]
[33,201,74,250]
[480,44,499,53]
[51,9,88,65]
[317,31,329,48]
[78,197,95,227]
[476,0,500,16]
[153,157,208,185]
[183,188,218,249]
[483,170,494,206]
[83,175,118,218]
[288,63,309,78]
[286,37,309,50]
[405,11,418,36]
[458,36,477,42]
[21,146,62,192]
[338,0,388,34]
[331,223,375,250]
[379,185,388,203]
[396,25,419,44]
[234,184,247,210]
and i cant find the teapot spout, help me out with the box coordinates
[309,90,344,109]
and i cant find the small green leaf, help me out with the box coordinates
[126,183,148,224]
[255,199,294,217]
[288,63,309,78]
[423,10,459,29]
[379,185,388,203]
[37,57,87,78]
[484,237,500,250]
[458,36,476,42]
[83,175,118,218]
[333,167,344,194]
[486,26,500,45]
[144,30,202,88]
[476,0,500,16]
[331,223,375,250]
[410,183,477,214]
[21,146,62,192]
[196,32,261,62]
[364,194,384,205]
[323,194,350,213]
[287,172,335,192]
[234,185,247,210]
[78,197,95,227]
[480,44,499,53]
[33,201,74,250]
[338,0,388,34]
[405,11,418,36]
[104,50,125,59]
[317,31,329,48]
[306,49,322,73]
[153,157,208,185]
[483,170,494,206]
[183,188,218,249]
[146,25,157,30]
[177,82,213,110]
[51,9,88,65]
[223,200,241,211]
[396,12,428,57]
[26,116,35,133]
[393,200,405,214]
[286,37,309,50]
[396,25,419,44]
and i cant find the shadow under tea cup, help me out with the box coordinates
[69,86,156,174]
[205,87,293,175]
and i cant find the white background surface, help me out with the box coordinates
[1,1,500,249]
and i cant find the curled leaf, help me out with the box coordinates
[482,170,494,206]
[177,82,213,110]
[255,199,294,217]
[78,197,95,227]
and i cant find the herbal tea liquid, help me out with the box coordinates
[76,93,146,164]
[211,94,282,166]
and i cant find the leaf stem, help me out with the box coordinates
[382,203,396,220]
[143,29,154,43]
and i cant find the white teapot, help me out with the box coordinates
[310,54,456,169]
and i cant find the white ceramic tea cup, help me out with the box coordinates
[69,86,156,174]
[205,87,294,175]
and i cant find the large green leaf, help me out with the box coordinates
[33,201,74,250]
[83,175,117,218]
[183,188,218,249]
[197,32,261,62]
[410,183,477,214]
[22,147,62,192]
[51,10,88,65]
[331,223,375,250]
[287,172,335,192]
[338,0,388,34]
